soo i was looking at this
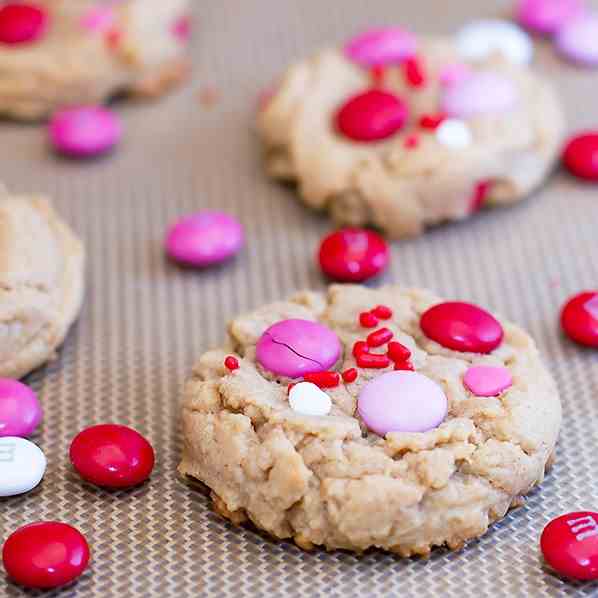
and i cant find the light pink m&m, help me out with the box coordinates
[80,5,116,33]
[49,106,122,158]
[420,301,504,354]
[515,0,583,35]
[556,13,598,66]
[0,379,42,437]
[256,319,341,378]
[441,72,518,118]
[358,371,447,436]
[463,365,513,396]
[0,3,47,45]
[541,512,598,580]
[165,211,244,268]
[344,27,417,66]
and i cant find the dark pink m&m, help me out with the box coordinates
[541,512,598,580]
[2,522,90,589]
[420,301,504,353]
[335,89,409,142]
[70,424,155,489]
[561,291,598,347]
[318,228,389,282]
[0,3,47,45]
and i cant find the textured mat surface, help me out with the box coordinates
[1,0,598,596]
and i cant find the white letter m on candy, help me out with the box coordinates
[567,515,598,541]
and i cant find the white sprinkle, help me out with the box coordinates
[435,119,473,149]
[289,382,332,416]
[456,20,533,65]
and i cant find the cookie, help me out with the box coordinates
[179,284,561,555]
[0,0,191,121]
[257,28,564,238]
[0,193,85,378]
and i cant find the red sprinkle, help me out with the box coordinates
[470,180,492,213]
[105,27,121,50]
[288,383,297,393]
[356,353,391,369]
[366,327,394,347]
[342,368,358,383]
[404,56,426,88]
[359,311,379,328]
[224,356,240,371]
[370,65,386,86]
[387,341,412,362]
[303,371,341,388]
[394,360,414,371]
[352,341,369,357]
[372,305,393,320]
[404,134,420,149]
[419,113,446,130]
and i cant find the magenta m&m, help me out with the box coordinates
[318,228,390,282]
[562,132,598,181]
[0,3,47,45]
[2,522,90,589]
[165,211,244,268]
[69,424,155,489]
[420,301,504,354]
[335,90,409,142]
[49,106,123,158]
[541,512,598,580]
[256,319,341,378]
[515,0,583,35]
[0,379,42,437]
[561,291,598,347]
[463,365,513,396]
[344,27,417,66]
[358,371,447,436]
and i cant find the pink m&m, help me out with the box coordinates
[0,379,42,437]
[335,90,409,142]
[357,371,447,436]
[515,0,583,35]
[562,132,598,181]
[49,106,122,158]
[318,228,390,282]
[0,3,47,45]
[441,72,518,119]
[561,291,598,347]
[70,424,155,488]
[556,13,598,66]
[344,27,417,66]
[541,512,598,580]
[463,365,513,396]
[256,319,341,378]
[2,522,90,589]
[420,301,504,354]
[165,211,244,268]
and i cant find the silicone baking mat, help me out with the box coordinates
[1,0,598,596]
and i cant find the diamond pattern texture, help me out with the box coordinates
[1,0,598,596]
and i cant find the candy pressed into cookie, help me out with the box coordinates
[0,193,85,378]
[179,284,561,555]
[258,25,564,238]
[0,0,191,121]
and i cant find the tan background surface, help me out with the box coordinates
[1,0,598,596]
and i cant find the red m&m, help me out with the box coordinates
[335,90,409,142]
[70,424,155,489]
[561,291,598,347]
[562,132,598,181]
[541,512,598,580]
[0,3,47,45]
[318,228,389,282]
[420,301,504,353]
[2,522,90,589]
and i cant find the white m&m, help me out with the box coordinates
[289,382,332,416]
[0,437,46,497]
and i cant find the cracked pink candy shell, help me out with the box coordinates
[256,319,341,378]
[344,27,417,66]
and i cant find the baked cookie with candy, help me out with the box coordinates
[179,284,561,555]
[0,0,191,120]
[0,192,85,378]
[258,24,564,238]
